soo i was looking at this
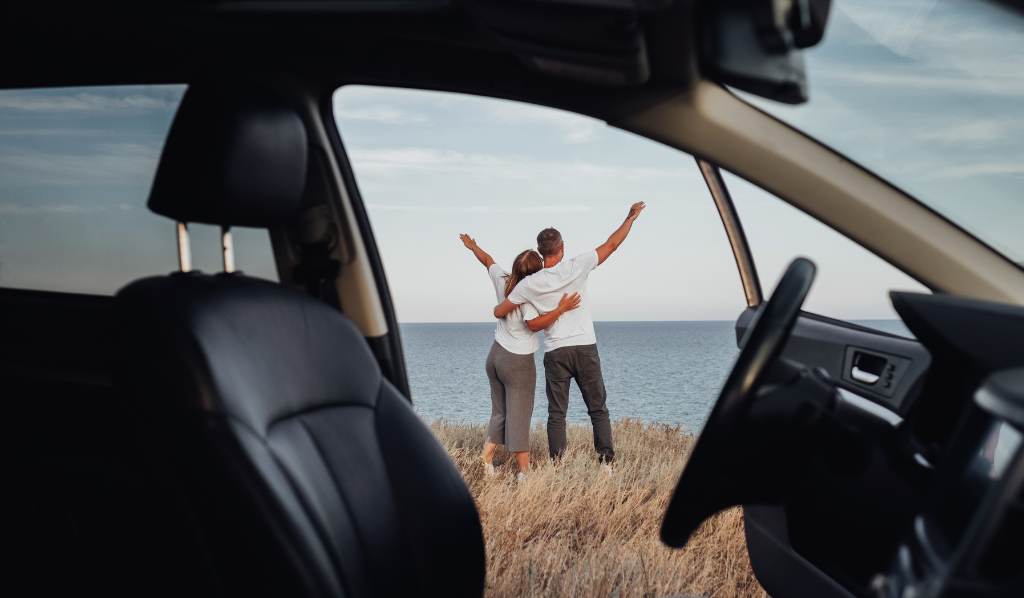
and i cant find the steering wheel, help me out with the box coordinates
[661,257,816,547]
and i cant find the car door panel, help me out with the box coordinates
[734,307,931,597]
[744,505,856,598]
[736,307,931,415]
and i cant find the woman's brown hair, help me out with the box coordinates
[504,249,543,299]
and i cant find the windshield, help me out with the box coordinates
[743,0,1024,265]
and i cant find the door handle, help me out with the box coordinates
[851,365,880,385]
[851,350,889,386]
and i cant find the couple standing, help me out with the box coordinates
[460,202,646,480]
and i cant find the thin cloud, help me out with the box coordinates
[332,88,431,125]
[822,1,1024,96]
[0,91,178,112]
[838,0,940,56]
[818,69,1024,97]
[0,201,132,215]
[367,203,591,214]
[485,101,603,144]
[335,106,427,125]
[336,85,605,143]
[917,119,1022,144]
[0,143,161,186]
[0,128,108,137]
[348,147,679,182]
[934,162,1024,178]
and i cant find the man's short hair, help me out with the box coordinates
[537,228,563,257]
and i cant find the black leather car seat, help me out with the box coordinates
[115,84,485,598]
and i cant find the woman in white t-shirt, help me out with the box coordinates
[460,234,581,480]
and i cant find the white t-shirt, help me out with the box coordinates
[488,264,540,355]
[508,250,599,352]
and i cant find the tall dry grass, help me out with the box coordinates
[432,419,768,598]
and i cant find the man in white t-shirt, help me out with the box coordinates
[493,202,646,464]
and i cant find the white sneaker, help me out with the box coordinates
[601,462,614,477]
[482,461,495,477]
[516,472,527,483]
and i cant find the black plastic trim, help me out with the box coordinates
[745,506,856,598]
[319,88,412,399]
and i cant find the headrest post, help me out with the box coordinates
[176,222,192,273]
[221,226,236,273]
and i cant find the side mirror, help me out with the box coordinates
[700,0,833,104]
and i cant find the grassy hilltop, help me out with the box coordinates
[432,419,767,598]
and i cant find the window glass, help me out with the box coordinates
[0,85,278,295]
[334,85,746,429]
[725,171,928,337]
[740,0,1024,266]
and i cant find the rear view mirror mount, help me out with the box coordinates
[700,0,832,104]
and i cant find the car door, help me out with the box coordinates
[699,162,933,597]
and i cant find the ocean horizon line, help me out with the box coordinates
[399,318,904,325]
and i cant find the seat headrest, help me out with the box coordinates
[148,84,308,228]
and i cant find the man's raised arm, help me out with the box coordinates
[595,201,646,265]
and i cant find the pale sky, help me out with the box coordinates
[0,0,1020,324]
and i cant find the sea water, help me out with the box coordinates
[401,320,911,433]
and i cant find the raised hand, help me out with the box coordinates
[627,201,646,221]
[558,292,582,313]
[461,233,495,268]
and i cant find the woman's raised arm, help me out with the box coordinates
[459,233,496,269]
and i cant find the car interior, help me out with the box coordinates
[4,1,1024,597]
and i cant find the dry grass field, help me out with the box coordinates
[431,419,768,598]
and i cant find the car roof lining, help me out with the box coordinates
[6,3,693,143]
[6,1,1024,310]
[0,0,696,119]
